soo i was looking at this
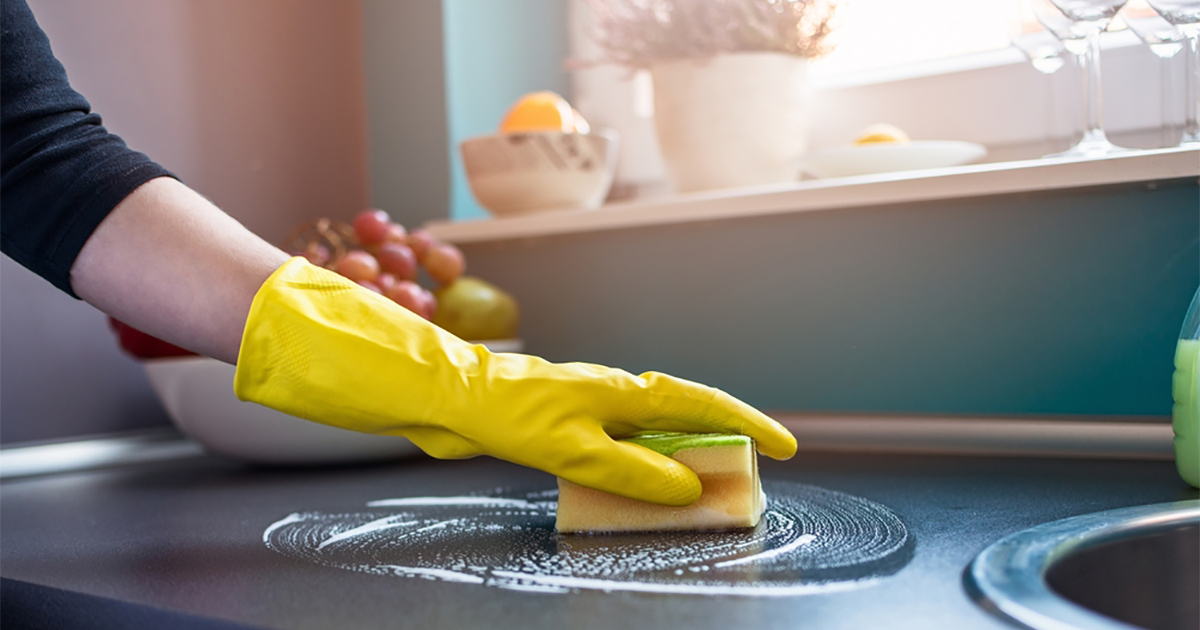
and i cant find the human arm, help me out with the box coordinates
[71,177,289,364]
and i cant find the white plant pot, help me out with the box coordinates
[651,52,809,193]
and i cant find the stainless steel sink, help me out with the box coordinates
[965,500,1200,630]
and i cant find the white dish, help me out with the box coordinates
[800,141,987,179]
[143,338,523,465]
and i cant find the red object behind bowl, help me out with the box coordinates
[108,317,198,359]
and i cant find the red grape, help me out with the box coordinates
[385,280,425,315]
[418,288,437,320]
[407,229,437,261]
[357,280,382,294]
[377,243,418,280]
[385,223,408,243]
[335,250,380,283]
[423,243,465,285]
[353,209,391,245]
[376,272,397,294]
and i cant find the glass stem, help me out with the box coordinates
[1162,50,1176,147]
[1080,52,1089,143]
[1081,29,1106,146]
[1047,70,1058,150]
[1185,33,1200,145]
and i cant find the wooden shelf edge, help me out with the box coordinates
[427,147,1200,244]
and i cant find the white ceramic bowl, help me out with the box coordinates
[800,141,987,179]
[143,339,523,465]
[460,130,618,217]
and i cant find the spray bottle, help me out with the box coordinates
[1174,288,1199,487]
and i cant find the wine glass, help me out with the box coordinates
[1009,0,1078,152]
[1126,0,1187,56]
[1010,21,1069,74]
[1148,0,1200,145]
[1034,0,1092,151]
[1036,0,1092,55]
[1048,0,1131,157]
[1124,0,1187,145]
[1010,0,1070,73]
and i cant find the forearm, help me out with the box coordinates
[70,177,290,364]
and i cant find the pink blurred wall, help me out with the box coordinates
[1,0,371,443]
[27,0,371,243]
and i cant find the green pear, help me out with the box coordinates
[432,276,520,341]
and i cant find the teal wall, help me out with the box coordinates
[362,0,450,228]
[442,0,569,221]
[458,180,1200,418]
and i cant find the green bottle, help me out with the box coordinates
[1174,289,1200,488]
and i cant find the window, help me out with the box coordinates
[809,0,1012,77]
[566,0,1172,196]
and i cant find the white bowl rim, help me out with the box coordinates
[460,127,618,145]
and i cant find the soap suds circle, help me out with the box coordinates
[263,481,911,596]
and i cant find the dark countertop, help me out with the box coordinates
[1,448,1195,629]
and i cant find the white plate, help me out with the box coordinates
[800,141,987,179]
[143,338,523,465]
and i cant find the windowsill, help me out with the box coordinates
[426,147,1199,245]
[808,29,1144,91]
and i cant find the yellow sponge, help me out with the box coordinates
[555,433,765,533]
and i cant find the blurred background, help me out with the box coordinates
[2,0,1196,444]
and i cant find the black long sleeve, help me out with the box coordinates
[1,0,174,297]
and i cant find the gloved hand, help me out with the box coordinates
[235,258,797,505]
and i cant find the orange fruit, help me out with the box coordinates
[499,91,587,134]
[853,123,910,146]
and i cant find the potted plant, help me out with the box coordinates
[584,0,838,193]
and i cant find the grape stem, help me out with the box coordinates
[284,219,359,267]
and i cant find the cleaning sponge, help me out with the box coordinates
[555,432,765,533]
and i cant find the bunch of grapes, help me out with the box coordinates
[286,209,465,320]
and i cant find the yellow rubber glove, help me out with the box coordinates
[235,258,797,505]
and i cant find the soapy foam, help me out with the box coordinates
[263,481,911,596]
[317,517,420,551]
[712,533,818,568]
